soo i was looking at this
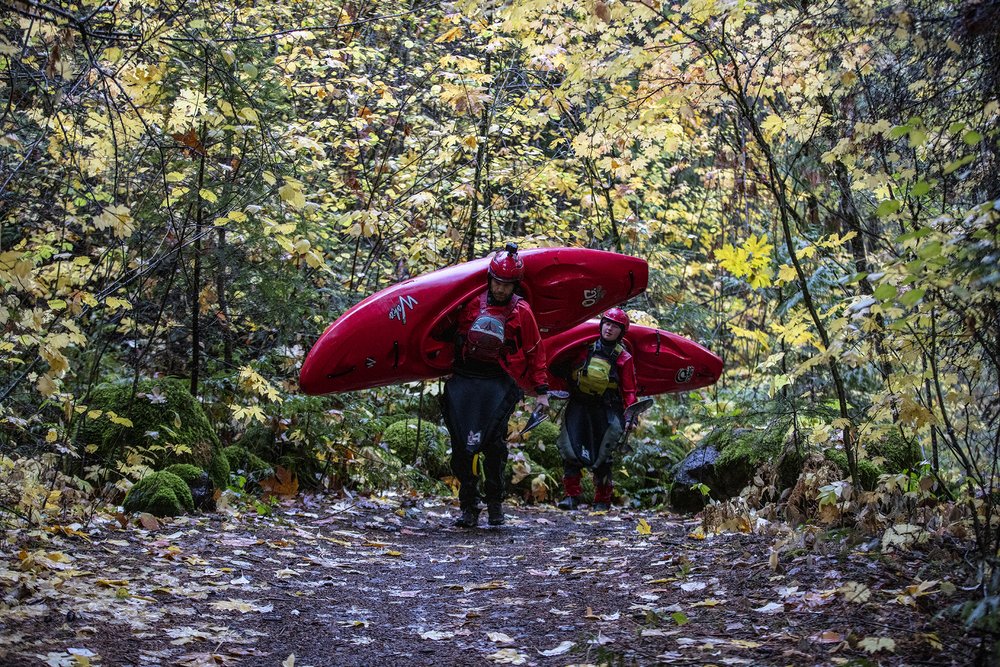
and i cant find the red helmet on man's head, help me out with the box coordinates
[488,242,524,283]
[601,307,630,334]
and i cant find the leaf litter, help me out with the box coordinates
[0,491,983,665]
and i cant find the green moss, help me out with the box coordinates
[234,425,275,453]
[522,420,562,471]
[222,445,271,479]
[123,471,194,517]
[380,418,439,465]
[162,464,203,485]
[824,449,883,490]
[716,421,789,469]
[867,432,920,472]
[207,451,230,489]
[76,378,221,472]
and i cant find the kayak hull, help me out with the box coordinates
[544,321,723,396]
[299,248,648,394]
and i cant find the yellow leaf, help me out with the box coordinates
[777,264,798,283]
[435,26,464,43]
[691,598,724,607]
[199,188,218,203]
[279,180,306,209]
[238,107,259,123]
[636,518,651,535]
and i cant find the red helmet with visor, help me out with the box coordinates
[488,242,525,283]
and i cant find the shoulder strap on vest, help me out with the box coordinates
[479,291,520,320]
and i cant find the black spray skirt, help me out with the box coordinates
[442,372,524,454]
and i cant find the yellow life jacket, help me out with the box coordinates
[572,342,624,396]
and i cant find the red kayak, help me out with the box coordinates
[300,248,648,394]
[544,320,723,396]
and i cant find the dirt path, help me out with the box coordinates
[0,494,981,666]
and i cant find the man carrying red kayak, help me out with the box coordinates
[554,308,638,511]
[438,243,550,528]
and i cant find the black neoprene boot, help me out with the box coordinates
[487,503,505,526]
[557,496,580,510]
[454,507,480,528]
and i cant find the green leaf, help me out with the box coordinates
[898,288,925,307]
[947,122,966,134]
[671,611,689,626]
[911,180,930,197]
[48,299,67,310]
[908,128,927,147]
[962,130,983,146]
[917,241,942,259]
[888,125,910,140]
[876,200,902,217]
[943,154,975,175]
[874,283,897,301]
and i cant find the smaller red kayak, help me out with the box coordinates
[544,320,723,396]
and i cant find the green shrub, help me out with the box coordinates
[123,471,194,517]
[522,420,562,471]
[349,445,404,492]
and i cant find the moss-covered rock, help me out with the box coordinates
[521,420,562,471]
[163,464,216,511]
[123,471,195,517]
[866,432,920,473]
[380,418,440,465]
[162,463,203,485]
[222,445,272,481]
[824,449,883,490]
[76,378,227,488]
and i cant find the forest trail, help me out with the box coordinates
[1,495,977,666]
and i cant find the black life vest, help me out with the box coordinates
[463,292,520,363]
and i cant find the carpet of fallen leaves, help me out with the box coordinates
[0,494,984,666]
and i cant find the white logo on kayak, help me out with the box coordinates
[389,295,419,324]
[582,286,605,308]
[675,366,694,383]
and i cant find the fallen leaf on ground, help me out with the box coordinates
[859,636,896,653]
[487,632,515,644]
[538,641,574,656]
[488,648,527,664]
[691,598,724,607]
[209,599,274,613]
[420,630,455,640]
